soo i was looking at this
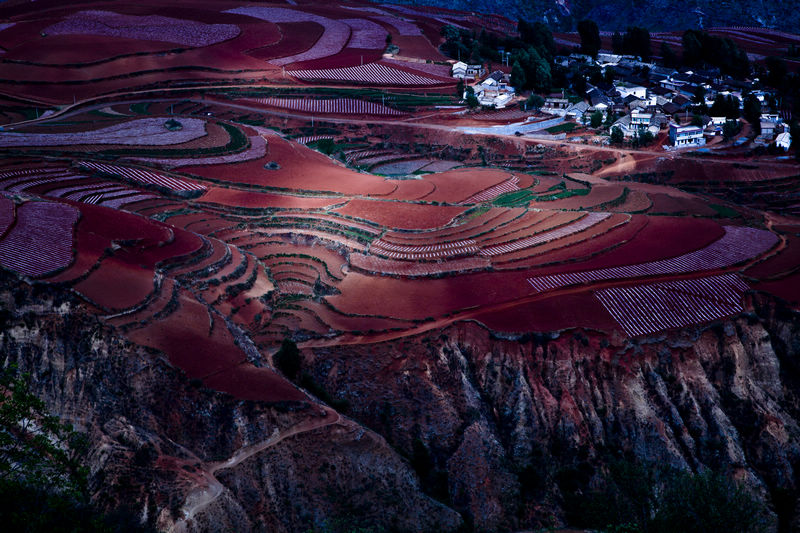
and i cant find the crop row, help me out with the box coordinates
[79,161,207,192]
[527,226,778,292]
[463,177,521,204]
[595,273,749,336]
[289,62,444,86]
[0,200,79,278]
[253,97,406,116]
[481,212,610,257]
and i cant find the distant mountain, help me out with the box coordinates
[379,0,800,33]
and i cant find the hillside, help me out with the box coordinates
[0,1,799,531]
[381,0,800,32]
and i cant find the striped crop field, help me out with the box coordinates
[0,200,79,278]
[462,176,520,204]
[288,62,444,86]
[79,161,207,192]
[252,97,406,116]
[294,135,334,145]
[0,196,13,237]
[527,226,778,293]
[595,273,750,336]
[481,212,611,257]
[370,238,478,260]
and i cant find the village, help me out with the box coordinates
[450,49,793,151]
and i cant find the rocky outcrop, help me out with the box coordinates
[309,294,800,531]
[0,281,461,533]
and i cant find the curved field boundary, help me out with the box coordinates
[43,10,240,47]
[251,97,406,116]
[0,168,85,192]
[343,18,387,49]
[462,176,520,204]
[595,273,750,337]
[350,253,489,276]
[0,196,13,238]
[0,118,208,147]
[373,14,422,36]
[527,226,778,293]
[129,134,267,169]
[481,212,611,257]
[225,6,349,66]
[79,161,207,192]
[0,200,79,278]
[288,62,444,86]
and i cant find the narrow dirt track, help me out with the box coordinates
[171,406,341,533]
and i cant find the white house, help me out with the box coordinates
[761,121,776,139]
[615,82,647,100]
[669,123,705,147]
[775,132,792,151]
[451,61,468,78]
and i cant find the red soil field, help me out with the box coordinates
[524,216,727,278]
[180,135,395,196]
[754,272,800,308]
[472,290,619,334]
[246,22,323,61]
[374,178,437,201]
[418,168,516,203]
[326,268,534,322]
[74,256,155,311]
[197,187,342,210]
[744,234,800,280]
[334,198,467,230]
[493,214,650,271]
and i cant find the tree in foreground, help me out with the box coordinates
[274,338,301,380]
[590,110,603,128]
[577,19,601,59]
[610,126,624,144]
[0,365,156,532]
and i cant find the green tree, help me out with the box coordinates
[610,126,624,144]
[456,79,465,99]
[660,42,678,67]
[723,119,741,140]
[465,86,479,108]
[274,338,301,381]
[590,110,603,128]
[743,93,762,135]
[612,31,623,55]
[622,26,651,61]
[577,19,601,59]
[651,471,771,533]
[0,366,157,532]
[511,60,527,91]
[790,121,800,162]
[526,93,545,111]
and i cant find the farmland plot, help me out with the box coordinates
[0,200,79,278]
[288,62,444,85]
[527,226,778,292]
[252,97,406,116]
[343,18,388,49]
[43,10,240,47]
[79,161,207,193]
[481,212,611,256]
[0,118,208,147]
[595,273,750,336]
[225,7,349,65]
